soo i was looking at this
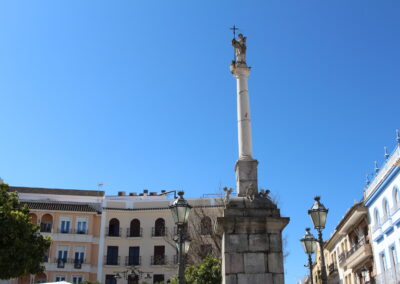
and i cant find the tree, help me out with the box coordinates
[170,254,221,284]
[0,183,51,279]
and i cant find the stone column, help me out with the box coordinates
[231,62,259,197]
[218,198,289,284]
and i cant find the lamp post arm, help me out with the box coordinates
[317,229,328,284]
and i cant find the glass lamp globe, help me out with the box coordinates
[300,228,317,254]
[170,191,192,225]
[308,196,328,230]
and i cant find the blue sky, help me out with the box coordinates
[1,1,400,282]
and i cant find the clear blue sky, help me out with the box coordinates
[1,1,399,282]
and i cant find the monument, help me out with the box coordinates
[217,30,290,283]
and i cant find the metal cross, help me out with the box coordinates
[230,25,239,39]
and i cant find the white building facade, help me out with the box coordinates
[364,142,400,283]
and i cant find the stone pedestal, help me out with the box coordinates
[218,197,289,284]
[235,159,258,197]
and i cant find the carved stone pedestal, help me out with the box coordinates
[217,197,289,284]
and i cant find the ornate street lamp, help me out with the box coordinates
[308,196,328,284]
[300,228,317,284]
[170,191,192,284]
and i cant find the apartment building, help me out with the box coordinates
[323,202,374,284]
[364,142,400,283]
[9,186,104,284]
[99,191,223,284]
[6,186,222,284]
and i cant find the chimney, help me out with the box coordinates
[129,192,137,196]
[118,191,126,196]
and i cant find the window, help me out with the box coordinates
[153,246,165,265]
[106,246,119,265]
[154,218,165,237]
[108,218,120,237]
[57,246,68,268]
[153,274,164,284]
[380,252,387,272]
[76,217,87,234]
[394,187,400,210]
[390,245,398,269]
[72,276,83,284]
[128,247,140,266]
[383,199,390,220]
[60,217,71,233]
[74,246,85,268]
[374,209,380,227]
[40,214,53,233]
[105,275,117,284]
[200,244,213,258]
[55,276,66,282]
[201,217,212,235]
[129,219,141,237]
[128,274,139,284]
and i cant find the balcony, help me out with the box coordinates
[126,228,143,238]
[40,223,52,233]
[73,259,85,269]
[56,228,88,234]
[125,256,141,266]
[328,263,337,275]
[55,258,67,268]
[105,227,122,237]
[346,238,372,268]
[152,227,166,237]
[104,255,120,266]
[151,255,166,265]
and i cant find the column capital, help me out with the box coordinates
[230,62,250,78]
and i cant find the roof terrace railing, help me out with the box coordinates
[365,145,400,199]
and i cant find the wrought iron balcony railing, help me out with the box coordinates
[126,227,143,238]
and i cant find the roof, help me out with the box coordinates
[23,201,101,213]
[9,186,105,197]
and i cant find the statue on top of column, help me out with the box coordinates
[232,33,247,63]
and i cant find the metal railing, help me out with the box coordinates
[105,227,122,237]
[104,255,120,265]
[151,255,166,265]
[328,263,337,274]
[56,228,88,234]
[40,223,52,233]
[152,227,166,237]
[126,227,143,238]
[125,256,141,266]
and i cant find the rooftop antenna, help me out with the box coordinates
[97,182,104,190]
[384,146,390,160]
[396,129,400,145]
[365,174,370,186]
[374,161,379,173]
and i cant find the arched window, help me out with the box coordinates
[374,209,380,227]
[201,217,212,235]
[393,187,400,210]
[154,218,165,237]
[383,199,390,220]
[129,219,141,237]
[40,214,53,233]
[29,213,38,224]
[108,218,120,237]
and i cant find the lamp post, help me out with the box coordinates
[300,228,317,284]
[308,196,328,284]
[169,191,192,284]
[361,267,369,284]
